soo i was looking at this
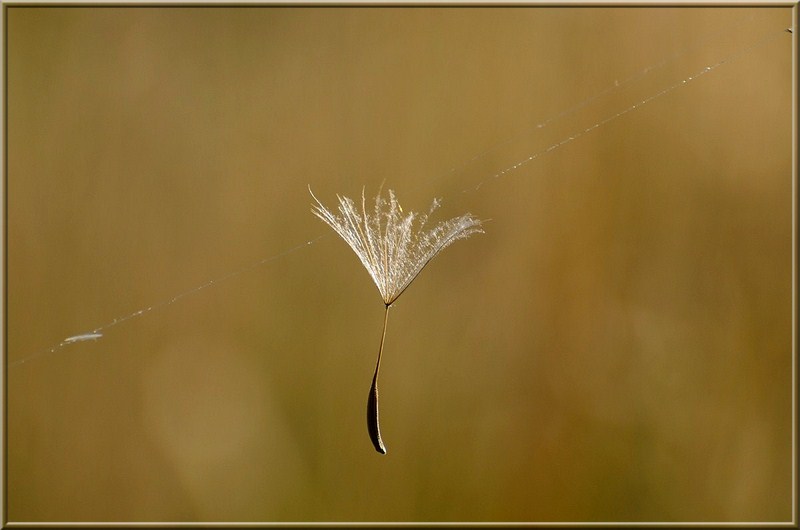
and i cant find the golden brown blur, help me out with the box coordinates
[5,6,793,523]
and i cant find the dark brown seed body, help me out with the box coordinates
[367,374,386,454]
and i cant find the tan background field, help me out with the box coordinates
[5,6,794,523]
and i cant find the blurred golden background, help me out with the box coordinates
[5,6,794,523]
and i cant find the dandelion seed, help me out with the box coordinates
[310,186,483,454]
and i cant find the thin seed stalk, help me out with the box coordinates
[367,304,390,454]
